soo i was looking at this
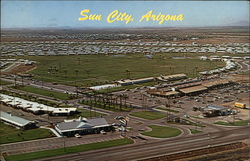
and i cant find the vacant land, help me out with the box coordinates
[142,125,182,138]
[13,55,225,87]
[5,138,134,161]
[12,85,71,100]
[214,120,250,126]
[130,111,166,120]
[0,123,54,144]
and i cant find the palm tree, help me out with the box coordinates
[75,69,79,77]
[125,69,131,79]
[119,94,123,111]
[85,70,90,78]
[123,94,128,108]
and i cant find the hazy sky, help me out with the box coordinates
[1,1,249,28]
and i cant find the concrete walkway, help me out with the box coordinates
[41,126,62,137]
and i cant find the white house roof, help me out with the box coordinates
[0,94,77,114]
[0,111,34,127]
[56,118,109,133]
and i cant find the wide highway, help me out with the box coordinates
[35,127,249,161]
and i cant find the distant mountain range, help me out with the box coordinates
[227,20,250,27]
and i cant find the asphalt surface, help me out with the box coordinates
[0,133,123,156]
[34,127,249,161]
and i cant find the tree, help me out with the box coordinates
[119,94,123,111]
[123,94,128,108]
[125,69,131,79]
[75,69,79,77]
[85,70,91,78]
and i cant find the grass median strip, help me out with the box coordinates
[156,107,179,113]
[130,111,166,120]
[12,85,71,100]
[214,120,250,126]
[142,125,182,138]
[190,128,202,134]
[5,138,134,161]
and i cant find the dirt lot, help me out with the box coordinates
[2,64,36,75]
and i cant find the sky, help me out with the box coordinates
[1,1,249,28]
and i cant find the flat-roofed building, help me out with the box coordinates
[202,80,232,89]
[117,77,154,86]
[202,105,230,117]
[55,117,112,136]
[0,94,77,116]
[179,85,208,96]
[147,90,179,98]
[157,74,187,82]
[0,111,36,129]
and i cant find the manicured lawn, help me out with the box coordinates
[130,111,166,120]
[142,125,182,138]
[157,107,179,113]
[15,55,225,87]
[214,120,250,126]
[0,123,55,144]
[5,138,134,161]
[68,108,105,118]
[12,85,71,100]
[190,128,202,134]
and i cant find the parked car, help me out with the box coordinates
[75,134,81,138]
[100,130,107,135]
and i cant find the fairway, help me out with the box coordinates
[12,85,71,100]
[5,138,134,161]
[19,54,225,87]
[130,111,166,120]
[0,123,54,144]
[142,125,182,138]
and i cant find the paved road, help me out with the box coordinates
[1,133,123,156]
[0,77,77,95]
[35,127,249,161]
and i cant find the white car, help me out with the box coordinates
[100,130,107,135]
[75,134,81,138]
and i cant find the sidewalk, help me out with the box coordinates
[41,126,62,137]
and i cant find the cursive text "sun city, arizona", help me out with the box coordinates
[79,9,185,24]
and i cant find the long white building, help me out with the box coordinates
[0,94,77,116]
